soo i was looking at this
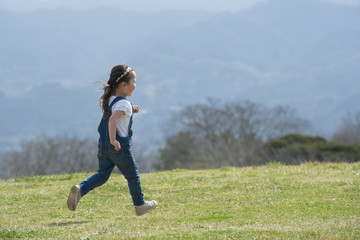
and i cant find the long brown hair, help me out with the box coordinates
[99,65,135,116]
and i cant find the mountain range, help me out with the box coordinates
[0,0,359,151]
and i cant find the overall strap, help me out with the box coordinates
[109,96,126,110]
[128,107,134,138]
[104,96,126,118]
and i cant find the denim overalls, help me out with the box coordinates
[79,96,145,206]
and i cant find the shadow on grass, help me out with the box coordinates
[46,221,89,227]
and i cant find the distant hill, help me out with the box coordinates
[0,0,359,151]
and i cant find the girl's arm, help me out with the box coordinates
[109,110,124,151]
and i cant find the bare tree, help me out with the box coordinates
[1,135,98,178]
[157,99,310,170]
[332,112,360,144]
[0,134,157,178]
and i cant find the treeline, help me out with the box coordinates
[0,135,97,178]
[253,134,360,165]
[1,99,359,178]
[155,99,360,170]
[0,135,155,178]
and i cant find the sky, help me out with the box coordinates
[1,0,360,12]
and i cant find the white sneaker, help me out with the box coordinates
[67,185,82,211]
[135,200,157,216]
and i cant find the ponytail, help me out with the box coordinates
[99,83,114,117]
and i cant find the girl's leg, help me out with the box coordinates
[80,146,115,196]
[110,149,145,206]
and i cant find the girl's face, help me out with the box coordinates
[123,71,136,97]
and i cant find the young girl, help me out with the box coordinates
[67,65,157,216]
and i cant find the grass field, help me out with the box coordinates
[0,162,359,239]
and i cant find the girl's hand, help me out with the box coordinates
[133,105,140,113]
[111,140,121,151]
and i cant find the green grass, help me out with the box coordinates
[1,162,359,239]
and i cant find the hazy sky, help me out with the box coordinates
[1,0,360,12]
